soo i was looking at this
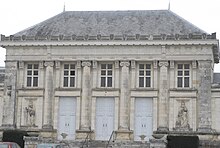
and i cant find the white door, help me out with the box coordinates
[96,98,114,140]
[58,97,76,140]
[134,98,153,141]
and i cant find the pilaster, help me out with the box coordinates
[81,61,91,130]
[169,61,175,89]
[42,61,54,129]
[153,60,158,89]
[55,61,60,88]
[157,61,169,132]
[2,61,18,128]
[119,61,130,130]
[197,60,212,133]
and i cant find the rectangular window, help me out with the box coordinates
[100,64,113,87]
[177,64,190,88]
[63,64,76,87]
[27,64,39,87]
[139,64,151,87]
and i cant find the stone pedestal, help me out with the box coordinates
[150,138,167,148]
[115,130,132,140]
[24,136,40,148]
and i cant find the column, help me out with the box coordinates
[43,61,54,129]
[119,61,130,130]
[81,61,91,130]
[2,61,18,128]
[157,61,169,132]
[197,60,212,132]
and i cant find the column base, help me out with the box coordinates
[76,129,94,140]
[42,124,53,130]
[0,124,15,130]
[156,127,169,134]
[150,138,167,148]
[115,130,133,140]
[197,127,212,133]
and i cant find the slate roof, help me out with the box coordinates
[14,10,206,37]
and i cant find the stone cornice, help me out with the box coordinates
[0,33,217,42]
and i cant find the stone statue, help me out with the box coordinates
[176,101,190,129]
[25,101,36,126]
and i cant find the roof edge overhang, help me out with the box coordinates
[1,33,219,63]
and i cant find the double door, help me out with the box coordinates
[58,97,76,140]
[134,98,153,141]
[96,98,114,140]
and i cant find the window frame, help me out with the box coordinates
[62,63,77,88]
[99,62,114,88]
[137,62,153,88]
[25,63,39,88]
[176,63,191,88]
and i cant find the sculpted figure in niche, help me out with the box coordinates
[25,101,36,126]
[176,101,190,129]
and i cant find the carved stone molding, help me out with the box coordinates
[93,61,97,69]
[159,61,169,67]
[82,61,91,67]
[39,61,44,69]
[115,61,119,69]
[44,61,54,67]
[19,61,24,69]
[120,61,130,67]
[131,60,136,69]
[77,61,81,68]
[55,61,60,69]
[192,61,197,69]
[153,60,158,69]
[170,61,174,69]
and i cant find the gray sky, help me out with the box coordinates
[0,0,219,72]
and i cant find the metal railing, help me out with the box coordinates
[106,131,116,148]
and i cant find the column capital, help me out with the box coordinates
[44,61,54,67]
[159,61,169,67]
[82,61,91,67]
[120,61,130,67]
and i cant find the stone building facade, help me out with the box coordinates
[0,10,220,146]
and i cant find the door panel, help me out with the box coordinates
[58,97,76,140]
[134,98,153,141]
[96,98,114,140]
